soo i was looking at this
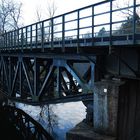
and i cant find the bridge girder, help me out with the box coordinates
[0,53,95,105]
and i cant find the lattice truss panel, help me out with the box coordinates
[0,55,95,104]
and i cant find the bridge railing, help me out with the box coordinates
[0,0,140,51]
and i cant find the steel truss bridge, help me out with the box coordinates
[0,0,140,105]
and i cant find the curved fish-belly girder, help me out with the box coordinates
[0,105,53,140]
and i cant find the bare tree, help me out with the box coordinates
[35,0,57,22]
[35,0,57,41]
[39,105,58,137]
[0,0,10,33]
[9,2,22,30]
[47,0,57,41]
[47,0,57,19]
[0,0,22,33]
[113,0,140,34]
[36,5,43,22]
[35,6,43,42]
[114,0,140,18]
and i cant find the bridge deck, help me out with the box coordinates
[1,34,140,52]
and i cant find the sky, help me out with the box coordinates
[19,0,101,26]
[13,0,140,34]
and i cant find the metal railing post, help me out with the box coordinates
[62,15,65,52]
[36,24,38,49]
[109,0,113,54]
[30,25,32,51]
[6,32,7,50]
[51,18,54,50]
[26,27,28,49]
[6,33,8,48]
[77,10,80,53]
[11,32,13,50]
[13,32,15,50]
[17,29,19,50]
[133,0,136,44]
[92,6,94,46]
[21,28,23,52]
[8,32,11,51]
[41,21,44,52]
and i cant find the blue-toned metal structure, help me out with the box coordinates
[0,0,140,140]
[0,0,140,105]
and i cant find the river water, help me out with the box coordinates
[16,101,86,140]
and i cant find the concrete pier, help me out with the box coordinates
[67,78,140,140]
[93,79,123,136]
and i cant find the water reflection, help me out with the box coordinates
[16,101,86,140]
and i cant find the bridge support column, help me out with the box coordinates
[56,73,140,140]
[93,78,140,139]
[93,79,123,136]
[66,79,122,140]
